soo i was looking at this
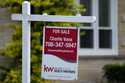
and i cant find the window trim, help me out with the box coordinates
[78,0,118,56]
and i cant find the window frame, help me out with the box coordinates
[78,0,118,56]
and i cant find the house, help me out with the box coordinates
[0,0,125,83]
[59,0,125,83]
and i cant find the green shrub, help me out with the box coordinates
[103,63,125,83]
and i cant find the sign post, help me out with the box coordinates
[22,2,31,83]
[11,1,96,83]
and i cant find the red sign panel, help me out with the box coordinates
[42,26,78,80]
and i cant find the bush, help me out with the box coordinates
[103,63,125,83]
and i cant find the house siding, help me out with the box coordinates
[0,8,13,48]
[118,0,125,56]
[0,8,14,77]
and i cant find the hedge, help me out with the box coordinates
[103,63,125,83]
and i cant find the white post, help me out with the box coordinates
[22,1,30,83]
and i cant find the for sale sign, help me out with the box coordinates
[42,26,78,80]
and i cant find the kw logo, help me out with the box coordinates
[43,65,75,73]
[44,65,54,72]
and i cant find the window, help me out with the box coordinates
[80,29,93,48]
[78,0,118,55]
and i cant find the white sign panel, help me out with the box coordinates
[42,26,78,80]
